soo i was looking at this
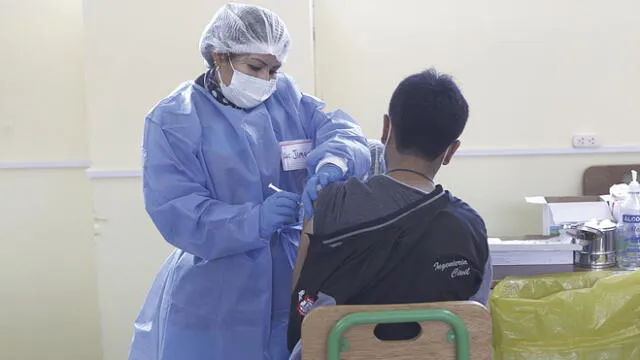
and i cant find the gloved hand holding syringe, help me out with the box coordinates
[268,183,284,193]
[268,183,304,230]
[269,183,303,207]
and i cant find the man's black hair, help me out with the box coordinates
[388,68,469,161]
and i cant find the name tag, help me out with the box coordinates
[281,140,312,171]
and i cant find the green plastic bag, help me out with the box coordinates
[490,270,640,359]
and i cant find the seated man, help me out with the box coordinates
[287,68,492,355]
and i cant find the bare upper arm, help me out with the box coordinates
[292,216,314,290]
[303,216,314,235]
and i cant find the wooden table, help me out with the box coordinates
[492,264,616,288]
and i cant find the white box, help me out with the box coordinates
[525,195,612,236]
[488,237,583,265]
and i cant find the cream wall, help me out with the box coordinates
[0,0,102,359]
[314,0,640,236]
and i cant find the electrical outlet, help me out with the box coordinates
[572,134,600,148]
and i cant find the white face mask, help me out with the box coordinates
[217,60,277,109]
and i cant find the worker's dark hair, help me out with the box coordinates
[388,68,469,161]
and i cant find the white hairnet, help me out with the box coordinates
[199,3,291,68]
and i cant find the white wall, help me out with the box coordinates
[0,0,102,359]
[314,0,640,235]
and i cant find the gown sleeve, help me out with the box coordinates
[298,94,371,178]
[142,114,267,261]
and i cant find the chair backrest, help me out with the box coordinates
[583,164,640,195]
[301,301,492,360]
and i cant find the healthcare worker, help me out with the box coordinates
[128,3,370,360]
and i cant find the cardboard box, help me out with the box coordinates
[525,196,613,236]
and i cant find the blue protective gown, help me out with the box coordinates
[128,74,370,360]
[365,139,387,180]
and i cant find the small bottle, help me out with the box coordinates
[616,170,640,270]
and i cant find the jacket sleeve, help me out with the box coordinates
[423,211,488,300]
[142,116,267,261]
[299,94,371,179]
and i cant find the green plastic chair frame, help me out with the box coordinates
[326,309,470,360]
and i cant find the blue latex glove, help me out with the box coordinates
[302,164,344,219]
[259,191,301,239]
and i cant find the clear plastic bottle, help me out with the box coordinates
[616,170,640,270]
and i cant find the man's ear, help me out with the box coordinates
[442,140,461,165]
[381,114,390,144]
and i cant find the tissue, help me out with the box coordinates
[610,183,630,222]
[584,218,617,230]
